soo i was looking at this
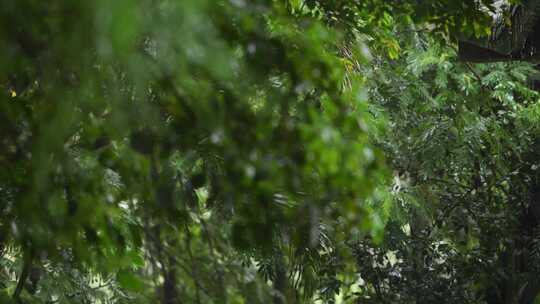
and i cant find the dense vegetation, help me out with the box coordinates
[1,1,539,303]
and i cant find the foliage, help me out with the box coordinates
[350,32,540,304]
[1,0,530,304]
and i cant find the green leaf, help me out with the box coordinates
[117,270,144,292]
